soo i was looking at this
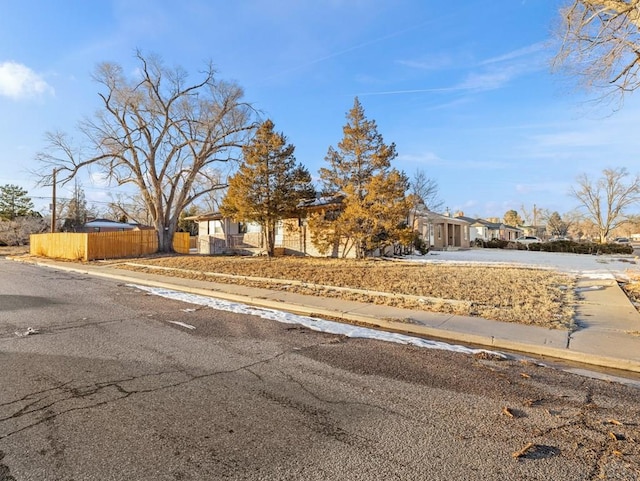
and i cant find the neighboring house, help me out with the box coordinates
[411,208,471,250]
[452,215,493,243]
[82,219,138,233]
[498,224,523,241]
[187,212,260,255]
[452,213,522,243]
[187,196,352,257]
[484,220,522,242]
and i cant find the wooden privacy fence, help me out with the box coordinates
[172,232,191,255]
[30,231,190,261]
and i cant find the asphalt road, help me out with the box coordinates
[1,259,639,480]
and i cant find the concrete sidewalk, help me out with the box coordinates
[11,257,640,373]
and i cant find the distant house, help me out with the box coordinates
[452,215,493,243]
[83,219,138,233]
[453,214,522,243]
[411,207,471,250]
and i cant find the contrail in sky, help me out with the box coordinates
[262,17,442,82]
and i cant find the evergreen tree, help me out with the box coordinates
[178,205,199,236]
[0,184,34,220]
[221,119,315,257]
[314,98,410,258]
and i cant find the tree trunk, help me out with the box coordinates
[157,223,176,253]
[265,221,275,257]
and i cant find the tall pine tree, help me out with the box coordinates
[0,184,34,221]
[221,119,315,256]
[314,98,410,258]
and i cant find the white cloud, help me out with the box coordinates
[453,42,548,93]
[458,67,517,91]
[0,61,54,99]
[397,53,454,71]
[480,42,547,66]
[398,152,442,164]
[529,130,608,148]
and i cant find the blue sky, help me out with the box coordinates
[1,0,639,220]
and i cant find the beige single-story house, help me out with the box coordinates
[411,208,471,250]
[186,196,356,257]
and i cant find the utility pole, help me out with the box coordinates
[51,168,57,233]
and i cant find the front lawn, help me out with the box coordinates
[117,256,575,329]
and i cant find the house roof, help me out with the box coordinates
[84,219,137,229]
[453,215,481,225]
[416,209,471,225]
[297,195,344,211]
[183,212,223,222]
[452,215,522,231]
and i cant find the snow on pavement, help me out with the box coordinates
[130,284,504,358]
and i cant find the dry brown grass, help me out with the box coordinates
[619,273,640,316]
[116,256,575,329]
[0,245,29,256]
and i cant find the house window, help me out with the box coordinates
[238,222,247,234]
[213,220,223,234]
[464,227,468,241]
[437,225,442,240]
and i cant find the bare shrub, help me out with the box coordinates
[0,217,48,246]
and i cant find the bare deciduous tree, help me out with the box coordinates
[407,169,442,241]
[553,1,640,104]
[571,167,640,242]
[198,168,228,213]
[410,169,442,212]
[36,51,255,251]
[520,205,549,239]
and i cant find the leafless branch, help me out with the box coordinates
[34,51,257,251]
[553,0,640,106]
